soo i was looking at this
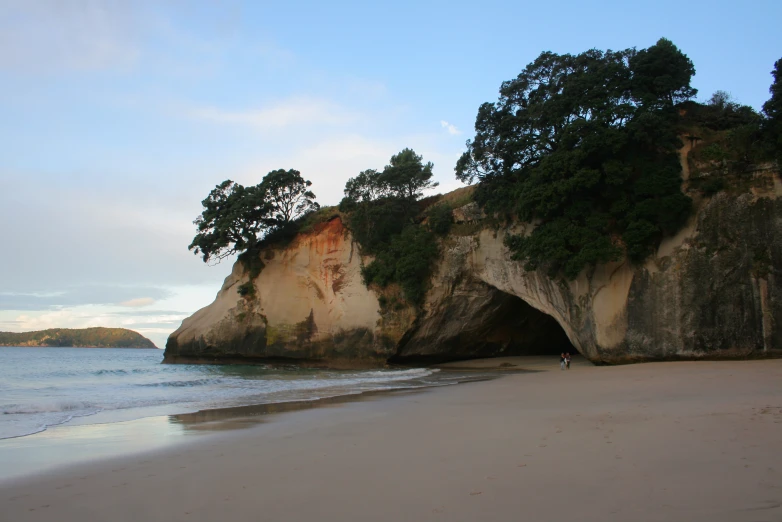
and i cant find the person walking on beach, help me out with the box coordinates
[565,352,571,370]
[560,353,566,370]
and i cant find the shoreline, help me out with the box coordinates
[3,357,781,521]
[0,365,507,483]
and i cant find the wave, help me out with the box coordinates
[352,368,438,380]
[93,369,128,375]
[2,401,96,415]
[94,368,153,376]
[0,354,457,441]
[136,378,219,388]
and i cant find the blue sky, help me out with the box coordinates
[1,0,780,348]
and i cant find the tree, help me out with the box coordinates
[262,169,319,226]
[340,149,440,305]
[188,180,271,263]
[709,90,733,110]
[763,59,782,122]
[342,148,438,206]
[456,48,637,185]
[629,38,697,106]
[379,148,438,200]
[763,59,782,162]
[189,169,320,263]
[456,40,695,278]
[344,169,386,203]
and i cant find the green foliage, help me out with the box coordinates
[296,206,340,234]
[456,39,697,278]
[344,169,385,203]
[236,250,266,297]
[341,149,441,305]
[262,169,319,225]
[763,59,782,164]
[687,101,772,175]
[689,91,763,131]
[236,282,254,297]
[362,226,440,304]
[189,180,271,263]
[343,150,439,203]
[426,203,453,236]
[0,328,156,348]
[347,197,409,253]
[381,148,438,200]
[189,170,319,263]
[683,74,781,171]
[629,38,697,105]
[699,143,730,163]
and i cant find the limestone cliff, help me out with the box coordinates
[166,174,782,366]
[165,218,410,367]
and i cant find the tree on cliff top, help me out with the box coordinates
[456,38,694,279]
[189,170,319,263]
[342,148,438,205]
[763,58,782,163]
[262,169,320,225]
[189,180,270,263]
[381,148,438,200]
[339,149,441,305]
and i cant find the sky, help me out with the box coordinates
[1,0,780,349]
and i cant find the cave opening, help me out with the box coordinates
[390,286,577,365]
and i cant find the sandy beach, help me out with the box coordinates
[2,357,782,522]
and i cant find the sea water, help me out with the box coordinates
[0,347,451,440]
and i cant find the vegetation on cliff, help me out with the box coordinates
[339,148,446,305]
[189,169,319,264]
[764,59,782,165]
[457,40,781,279]
[456,39,697,278]
[680,59,781,198]
[0,328,156,348]
[185,39,781,304]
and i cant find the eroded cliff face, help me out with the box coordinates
[166,174,782,366]
[165,218,411,367]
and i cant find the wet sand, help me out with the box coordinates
[2,357,782,521]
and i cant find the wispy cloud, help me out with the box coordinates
[118,297,156,307]
[189,97,360,131]
[440,120,461,135]
[0,286,172,311]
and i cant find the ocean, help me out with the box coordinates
[0,347,458,441]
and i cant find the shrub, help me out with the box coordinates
[426,203,453,236]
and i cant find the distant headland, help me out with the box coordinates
[0,327,157,349]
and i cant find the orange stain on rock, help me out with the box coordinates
[292,217,349,296]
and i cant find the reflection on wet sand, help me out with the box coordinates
[167,372,501,431]
[168,387,426,431]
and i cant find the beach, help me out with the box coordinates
[2,357,782,522]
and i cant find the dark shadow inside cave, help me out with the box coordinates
[390,286,576,365]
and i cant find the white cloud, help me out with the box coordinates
[189,97,360,131]
[0,284,218,348]
[118,297,156,307]
[440,120,461,135]
[233,133,469,208]
[235,134,406,206]
[5,310,109,333]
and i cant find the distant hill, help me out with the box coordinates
[0,327,157,348]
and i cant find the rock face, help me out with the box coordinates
[165,218,408,367]
[166,174,782,366]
